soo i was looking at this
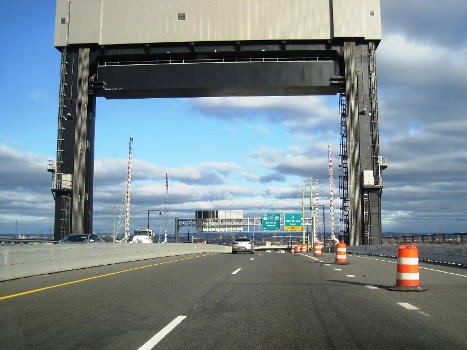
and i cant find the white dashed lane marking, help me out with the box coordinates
[366,285,379,290]
[138,316,187,350]
[398,302,419,311]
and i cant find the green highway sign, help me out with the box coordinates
[284,213,302,231]
[262,213,280,230]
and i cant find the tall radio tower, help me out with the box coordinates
[315,177,320,242]
[328,144,337,243]
[164,170,168,243]
[124,137,133,242]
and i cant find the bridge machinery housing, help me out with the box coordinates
[51,0,385,246]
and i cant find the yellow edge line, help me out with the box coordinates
[0,253,215,301]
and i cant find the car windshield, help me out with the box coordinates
[235,238,251,242]
[63,235,88,242]
[134,231,148,236]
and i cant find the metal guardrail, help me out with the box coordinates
[382,233,467,245]
[0,238,55,245]
[347,245,467,266]
[100,56,335,67]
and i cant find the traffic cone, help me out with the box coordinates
[314,242,322,256]
[389,244,426,291]
[335,241,349,264]
[301,244,307,253]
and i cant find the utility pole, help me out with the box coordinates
[164,170,168,243]
[310,177,314,249]
[112,204,116,243]
[315,177,320,243]
[302,188,306,245]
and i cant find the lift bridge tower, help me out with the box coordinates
[51,0,386,245]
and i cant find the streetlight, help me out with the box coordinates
[147,209,162,230]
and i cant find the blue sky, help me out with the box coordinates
[0,0,466,236]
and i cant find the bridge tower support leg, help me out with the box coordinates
[344,41,383,246]
[52,47,95,240]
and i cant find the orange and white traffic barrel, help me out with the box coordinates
[335,241,348,264]
[314,242,322,256]
[301,244,307,253]
[389,244,425,291]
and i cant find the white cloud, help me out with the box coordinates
[241,172,259,181]
[94,157,242,186]
[378,33,466,90]
[189,95,337,133]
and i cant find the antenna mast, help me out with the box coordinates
[315,177,320,243]
[164,170,168,243]
[124,137,133,242]
[328,144,338,243]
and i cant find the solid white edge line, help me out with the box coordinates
[138,316,187,350]
[232,268,242,275]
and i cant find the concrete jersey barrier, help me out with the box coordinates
[0,243,231,281]
[347,245,467,266]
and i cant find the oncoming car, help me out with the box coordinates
[57,234,106,244]
[232,237,254,254]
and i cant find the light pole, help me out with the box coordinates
[315,204,326,247]
[147,209,162,230]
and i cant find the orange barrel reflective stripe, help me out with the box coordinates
[396,244,420,287]
[314,242,322,256]
[335,241,347,263]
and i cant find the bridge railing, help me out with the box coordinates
[382,233,467,245]
[347,245,467,266]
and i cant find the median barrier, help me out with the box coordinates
[347,245,467,266]
[0,243,230,281]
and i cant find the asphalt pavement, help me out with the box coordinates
[0,251,465,350]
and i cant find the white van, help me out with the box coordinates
[130,228,154,243]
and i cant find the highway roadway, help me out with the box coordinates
[1,251,465,349]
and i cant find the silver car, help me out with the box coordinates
[232,237,254,254]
